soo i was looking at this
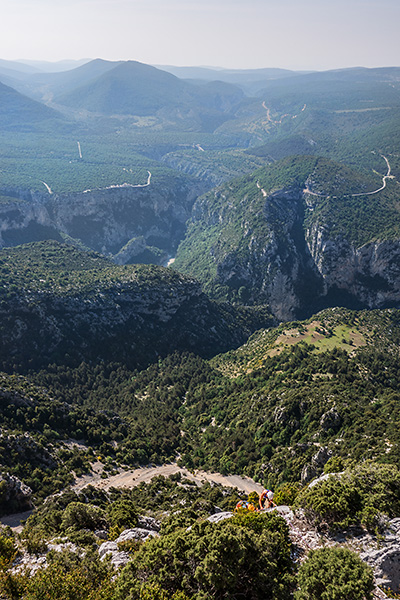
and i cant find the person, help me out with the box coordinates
[235,500,256,512]
[259,489,276,510]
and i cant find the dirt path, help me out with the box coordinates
[0,510,33,533]
[73,463,263,495]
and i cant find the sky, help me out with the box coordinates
[0,0,399,71]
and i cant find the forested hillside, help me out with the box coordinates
[0,241,272,371]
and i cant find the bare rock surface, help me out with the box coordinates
[137,515,161,532]
[0,473,33,516]
[273,506,400,597]
[206,511,233,524]
[116,528,158,543]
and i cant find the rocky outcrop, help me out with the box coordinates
[98,521,160,568]
[0,473,33,516]
[306,224,400,310]
[176,173,400,320]
[365,518,400,592]
[210,186,323,320]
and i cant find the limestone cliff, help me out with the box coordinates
[0,175,206,264]
[306,221,400,309]
[174,156,400,320]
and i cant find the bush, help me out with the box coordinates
[324,456,346,474]
[61,502,108,532]
[0,534,17,570]
[274,483,300,506]
[296,477,361,531]
[107,499,138,529]
[115,513,293,600]
[295,546,374,600]
[296,461,400,532]
[248,491,260,506]
[22,532,48,556]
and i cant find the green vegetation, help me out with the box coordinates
[1,493,294,600]
[295,547,374,600]
[296,462,400,532]
[2,301,399,499]
[3,62,400,600]
[116,511,292,600]
[0,241,272,371]
[174,154,400,305]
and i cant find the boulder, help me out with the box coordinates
[137,515,161,532]
[98,541,118,558]
[98,541,130,569]
[0,473,32,515]
[206,511,233,524]
[360,545,400,592]
[320,408,342,431]
[116,528,158,543]
[94,529,108,540]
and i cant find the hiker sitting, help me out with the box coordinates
[259,489,276,510]
[235,500,256,512]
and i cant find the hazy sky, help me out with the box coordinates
[1,0,399,70]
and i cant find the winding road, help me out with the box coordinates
[40,181,53,194]
[262,102,306,125]
[82,170,152,194]
[303,154,395,199]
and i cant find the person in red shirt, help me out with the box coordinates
[259,489,276,510]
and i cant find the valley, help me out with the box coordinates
[1,58,400,599]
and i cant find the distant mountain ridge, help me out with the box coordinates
[0,80,62,129]
[52,60,246,127]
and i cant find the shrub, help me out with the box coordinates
[115,514,293,600]
[248,491,260,506]
[295,546,374,600]
[0,534,17,571]
[324,456,346,474]
[21,531,48,556]
[61,502,108,532]
[21,563,114,600]
[107,499,138,529]
[297,462,400,532]
[295,477,361,530]
[274,482,300,506]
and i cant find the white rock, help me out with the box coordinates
[116,528,158,543]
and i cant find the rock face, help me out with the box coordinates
[0,177,206,265]
[360,518,400,592]
[306,225,400,311]
[0,473,33,516]
[175,176,400,320]
[98,520,161,569]
[274,506,400,595]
